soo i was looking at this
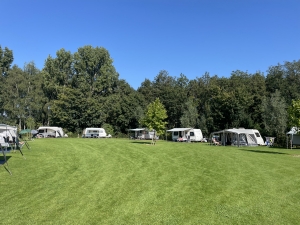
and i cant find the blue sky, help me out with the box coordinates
[1,0,299,89]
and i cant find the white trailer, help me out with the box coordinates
[37,126,64,138]
[82,128,107,138]
[167,128,204,142]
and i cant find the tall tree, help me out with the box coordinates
[0,46,14,122]
[2,65,28,127]
[73,45,119,97]
[262,90,287,136]
[42,48,73,101]
[287,99,300,129]
[180,98,199,128]
[104,79,146,134]
[41,45,120,132]
[23,62,45,128]
[140,98,168,144]
[138,70,188,128]
[0,46,14,77]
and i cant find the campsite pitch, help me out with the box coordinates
[1,138,300,224]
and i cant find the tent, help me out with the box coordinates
[31,130,38,134]
[210,128,265,147]
[0,124,26,175]
[0,124,17,142]
[19,129,31,134]
[128,128,158,140]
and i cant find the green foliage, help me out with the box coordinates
[266,60,300,105]
[73,45,119,97]
[138,71,188,128]
[104,79,146,133]
[0,46,14,76]
[140,98,168,136]
[180,98,199,128]
[287,99,300,129]
[262,90,287,136]
[102,123,114,136]
[26,116,35,129]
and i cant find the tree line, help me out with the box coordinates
[1,45,300,145]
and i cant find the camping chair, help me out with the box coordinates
[269,137,275,147]
[12,137,27,159]
[212,138,221,146]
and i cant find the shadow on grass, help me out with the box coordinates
[0,155,12,165]
[0,155,12,175]
[239,149,288,155]
[131,141,153,145]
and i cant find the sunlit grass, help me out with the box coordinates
[1,138,300,224]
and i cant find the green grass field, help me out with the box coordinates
[1,138,300,224]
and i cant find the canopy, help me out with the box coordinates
[287,127,298,135]
[211,128,248,135]
[19,129,31,134]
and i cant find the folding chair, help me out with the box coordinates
[11,137,27,159]
[212,138,221,145]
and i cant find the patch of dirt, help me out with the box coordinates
[292,155,300,157]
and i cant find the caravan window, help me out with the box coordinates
[190,132,195,136]
[255,132,261,137]
[88,130,98,133]
[39,129,45,133]
[174,132,179,136]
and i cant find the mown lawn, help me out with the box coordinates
[1,138,300,224]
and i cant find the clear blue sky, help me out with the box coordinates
[1,0,299,89]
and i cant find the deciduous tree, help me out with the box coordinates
[140,98,168,144]
[262,90,287,136]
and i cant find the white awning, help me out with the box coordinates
[129,128,145,131]
[167,128,192,132]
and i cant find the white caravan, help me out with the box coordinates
[82,128,107,138]
[167,128,204,142]
[37,126,64,138]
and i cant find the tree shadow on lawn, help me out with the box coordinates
[239,149,288,155]
[131,141,153,145]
